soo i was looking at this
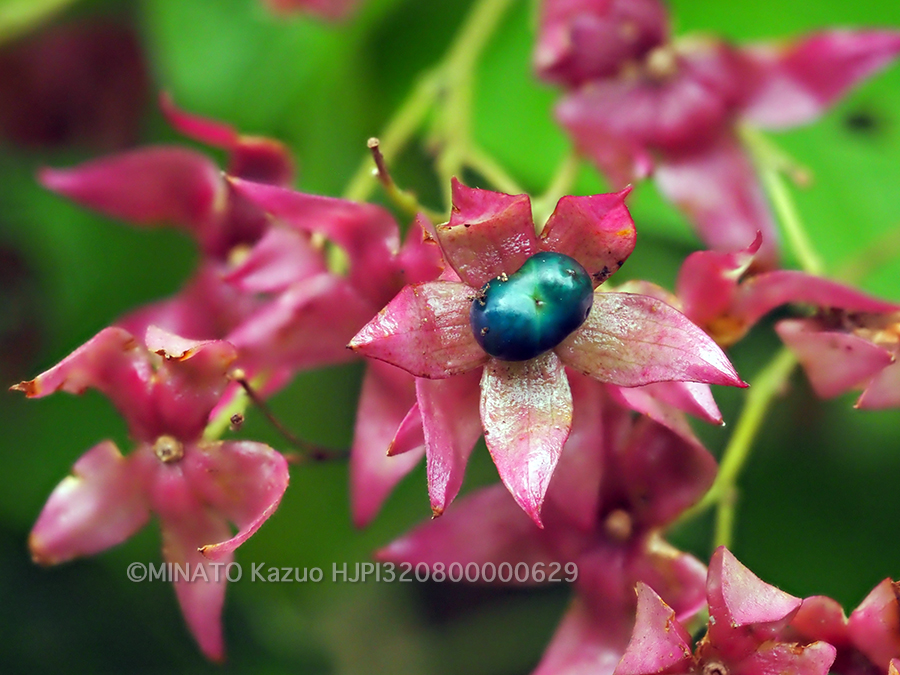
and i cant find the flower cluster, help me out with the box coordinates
[9,1,900,672]
[535,0,900,267]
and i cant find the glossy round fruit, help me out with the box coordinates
[470,251,593,361]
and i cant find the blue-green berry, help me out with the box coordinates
[470,251,593,361]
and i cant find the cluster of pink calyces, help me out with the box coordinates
[535,0,900,267]
[10,0,900,668]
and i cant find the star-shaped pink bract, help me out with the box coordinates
[350,179,743,526]
[536,0,900,267]
[616,548,837,675]
[379,377,714,675]
[12,326,289,661]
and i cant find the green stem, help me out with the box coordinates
[740,126,825,276]
[0,0,80,45]
[466,145,525,195]
[678,348,797,544]
[342,72,439,203]
[342,0,518,208]
[759,164,825,276]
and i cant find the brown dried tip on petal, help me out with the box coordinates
[9,379,38,396]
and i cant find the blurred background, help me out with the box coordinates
[1,0,900,672]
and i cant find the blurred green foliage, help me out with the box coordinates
[1,0,900,673]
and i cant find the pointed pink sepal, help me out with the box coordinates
[349,361,424,528]
[707,547,801,652]
[417,372,483,516]
[480,352,573,527]
[40,146,225,232]
[540,188,636,286]
[557,292,746,387]
[29,441,150,565]
[741,30,900,129]
[439,178,539,289]
[349,281,488,379]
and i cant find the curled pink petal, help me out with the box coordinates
[775,319,894,399]
[350,361,424,528]
[676,232,762,327]
[557,292,745,387]
[741,30,900,129]
[40,147,225,232]
[480,351,573,527]
[160,93,294,186]
[417,372,483,516]
[10,327,164,439]
[540,188,636,286]
[146,328,237,439]
[349,281,488,379]
[440,178,540,288]
[614,583,693,675]
[29,441,150,565]
[185,441,289,561]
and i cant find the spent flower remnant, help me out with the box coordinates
[350,179,744,526]
[380,376,715,675]
[11,327,289,661]
[616,548,836,675]
[672,236,900,407]
[787,578,900,675]
[536,0,900,267]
